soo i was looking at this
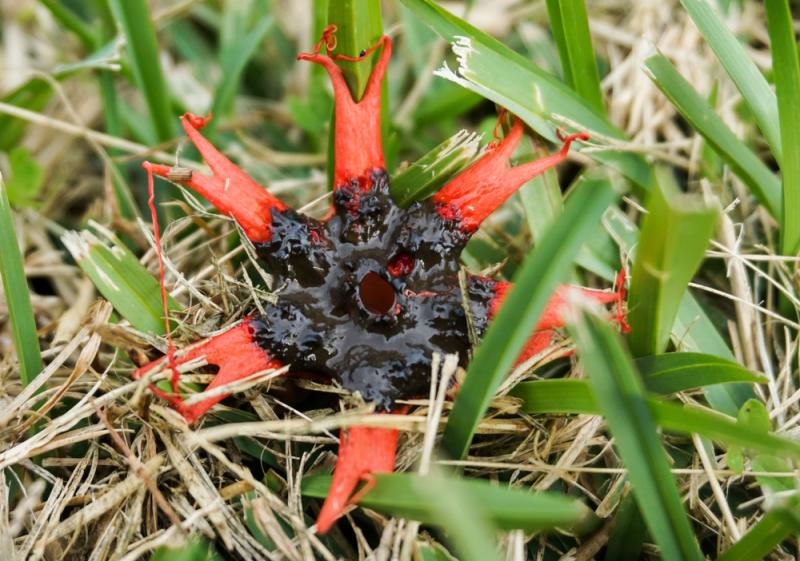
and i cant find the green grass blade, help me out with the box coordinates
[604,493,647,561]
[765,0,800,254]
[514,379,800,460]
[510,379,598,414]
[519,141,563,243]
[643,54,781,216]
[511,352,763,410]
[302,472,596,534]
[627,167,718,356]
[441,171,621,460]
[390,130,481,206]
[0,175,43,386]
[62,229,181,335]
[409,473,501,561]
[568,311,704,561]
[399,0,653,190]
[150,537,224,561]
[327,0,384,100]
[634,352,764,394]
[604,206,752,414]
[39,0,97,49]
[211,16,274,122]
[0,78,53,150]
[680,0,781,161]
[545,0,604,112]
[716,507,799,561]
[108,0,174,143]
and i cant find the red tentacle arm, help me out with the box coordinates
[488,270,628,363]
[316,420,400,534]
[144,114,288,243]
[297,34,391,189]
[132,319,282,423]
[433,119,588,232]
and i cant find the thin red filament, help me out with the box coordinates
[144,163,186,409]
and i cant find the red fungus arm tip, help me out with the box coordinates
[133,319,283,423]
[143,113,287,243]
[297,31,391,189]
[315,420,400,533]
[434,118,588,232]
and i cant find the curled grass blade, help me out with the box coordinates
[568,310,704,561]
[0,175,43,387]
[627,167,718,357]
[441,171,621,460]
[765,0,800,255]
[643,54,781,216]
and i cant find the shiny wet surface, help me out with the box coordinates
[252,170,496,409]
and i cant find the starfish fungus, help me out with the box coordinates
[134,27,627,534]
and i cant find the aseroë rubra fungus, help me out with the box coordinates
[134,26,627,534]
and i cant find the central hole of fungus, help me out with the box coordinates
[359,272,395,315]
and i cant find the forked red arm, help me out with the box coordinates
[133,319,282,422]
[144,113,288,243]
[315,423,399,533]
[487,269,628,363]
[434,119,588,232]
[297,28,391,189]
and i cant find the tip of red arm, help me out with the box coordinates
[182,112,212,130]
[315,424,399,534]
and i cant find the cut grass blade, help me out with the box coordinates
[568,310,704,561]
[680,0,781,161]
[441,171,621,460]
[643,54,781,217]
[627,167,718,357]
[302,472,597,534]
[716,506,799,561]
[545,0,604,112]
[328,0,384,100]
[400,0,653,190]
[62,228,181,335]
[765,0,800,255]
[390,130,481,206]
[0,174,43,387]
[108,0,174,143]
